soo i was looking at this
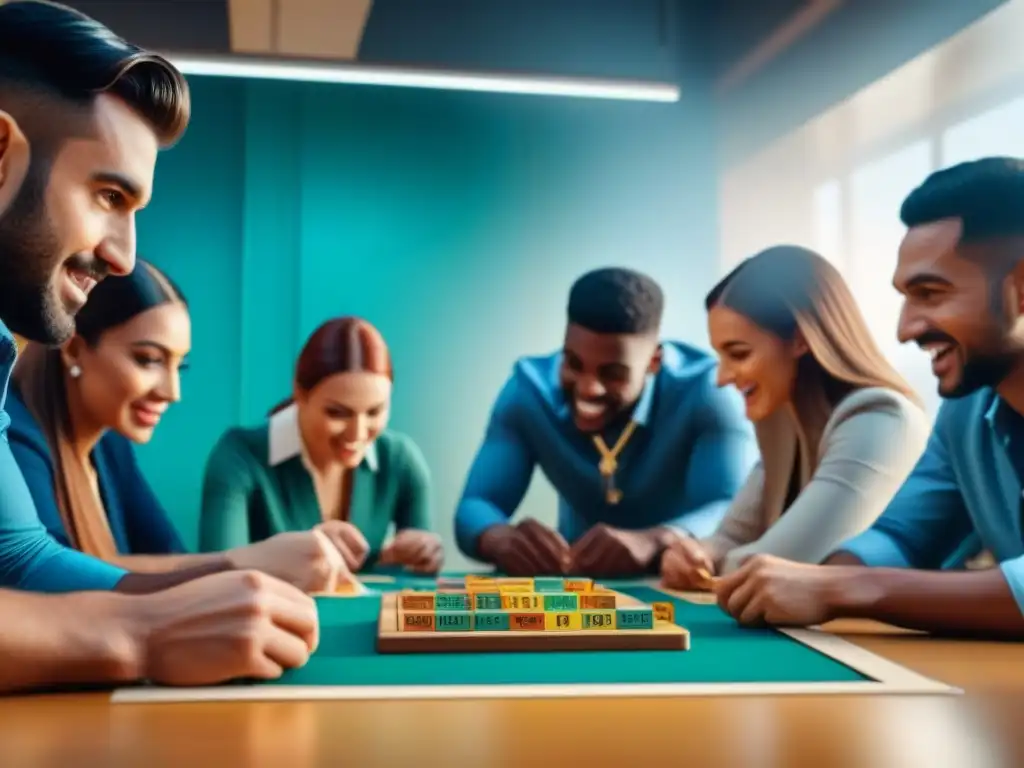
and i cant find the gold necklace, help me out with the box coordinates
[592,420,638,504]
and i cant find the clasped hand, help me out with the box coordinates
[486,519,662,578]
[707,554,840,628]
[378,529,444,574]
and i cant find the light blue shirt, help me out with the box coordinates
[454,341,757,559]
[839,387,1024,614]
[0,319,127,592]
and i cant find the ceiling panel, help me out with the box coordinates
[62,1,231,53]
[704,0,809,75]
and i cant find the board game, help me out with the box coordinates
[112,573,960,704]
[378,575,689,653]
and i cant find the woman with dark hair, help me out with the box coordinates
[199,317,442,574]
[8,261,354,593]
[661,245,931,589]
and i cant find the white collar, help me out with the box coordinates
[267,402,378,471]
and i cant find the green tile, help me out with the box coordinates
[543,593,579,611]
[616,607,654,629]
[473,611,510,631]
[435,611,472,632]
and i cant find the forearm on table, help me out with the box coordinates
[113,558,234,594]
[455,498,512,559]
[828,566,1024,639]
[0,589,141,694]
[109,552,227,572]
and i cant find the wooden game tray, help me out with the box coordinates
[376,590,691,653]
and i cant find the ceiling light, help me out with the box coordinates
[166,54,680,103]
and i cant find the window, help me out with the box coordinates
[941,95,1024,166]
[847,139,941,415]
[812,179,845,270]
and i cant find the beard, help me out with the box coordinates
[945,348,1019,398]
[918,325,1022,399]
[0,161,76,345]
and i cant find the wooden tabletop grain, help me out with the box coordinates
[1,619,1022,767]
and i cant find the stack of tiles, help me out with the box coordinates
[396,576,674,633]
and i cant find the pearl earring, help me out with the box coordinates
[69,365,82,379]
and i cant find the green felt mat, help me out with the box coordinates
[259,585,868,687]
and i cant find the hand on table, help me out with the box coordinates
[227,526,354,593]
[660,535,716,590]
[379,530,444,574]
[714,554,843,627]
[569,524,663,578]
[477,519,570,576]
[132,570,319,685]
[314,521,370,572]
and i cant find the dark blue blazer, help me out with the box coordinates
[5,385,186,555]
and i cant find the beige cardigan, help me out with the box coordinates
[701,387,931,575]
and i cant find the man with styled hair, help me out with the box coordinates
[0,1,324,693]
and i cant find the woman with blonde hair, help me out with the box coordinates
[661,245,930,588]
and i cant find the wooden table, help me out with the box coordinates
[1,621,1022,767]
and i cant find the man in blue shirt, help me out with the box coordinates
[715,157,1024,639]
[455,267,755,577]
[0,1,198,593]
[0,1,323,692]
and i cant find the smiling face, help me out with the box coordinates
[64,301,191,443]
[558,323,661,433]
[708,303,807,422]
[893,219,1024,398]
[0,93,157,343]
[295,371,393,470]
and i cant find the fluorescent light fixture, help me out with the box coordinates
[165,54,680,103]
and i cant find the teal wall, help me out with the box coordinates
[136,76,719,568]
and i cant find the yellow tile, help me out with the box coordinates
[544,611,583,631]
[581,610,616,630]
[501,592,542,610]
[652,602,675,623]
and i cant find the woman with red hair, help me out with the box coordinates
[200,317,442,574]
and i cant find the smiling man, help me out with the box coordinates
[0,1,327,694]
[454,267,755,577]
[0,0,190,592]
[715,157,1024,638]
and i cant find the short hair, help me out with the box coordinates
[567,267,664,335]
[900,156,1024,242]
[0,1,190,146]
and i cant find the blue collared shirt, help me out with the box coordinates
[0,320,127,591]
[454,341,757,559]
[839,387,1024,614]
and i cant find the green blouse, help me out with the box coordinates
[198,406,433,563]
